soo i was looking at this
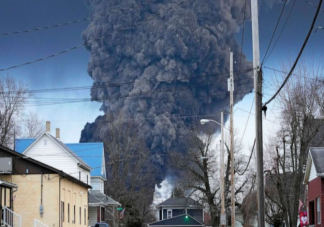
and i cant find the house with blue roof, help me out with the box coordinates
[15,121,120,227]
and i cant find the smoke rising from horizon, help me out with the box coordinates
[80,0,253,183]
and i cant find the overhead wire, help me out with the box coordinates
[0,0,159,38]
[0,68,254,94]
[0,0,190,72]
[239,97,254,146]
[262,0,297,65]
[263,66,324,81]
[263,0,323,107]
[261,0,289,66]
[303,0,324,13]
[238,0,247,72]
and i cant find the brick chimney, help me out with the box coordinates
[56,128,60,140]
[46,121,50,133]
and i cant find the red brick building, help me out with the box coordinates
[304,147,324,227]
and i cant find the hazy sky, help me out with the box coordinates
[0,0,323,147]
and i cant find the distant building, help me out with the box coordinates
[148,197,205,227]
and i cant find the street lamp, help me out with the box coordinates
[200,112,228,227]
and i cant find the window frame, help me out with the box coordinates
[68,203,70,223]
[317,197,321,224]
[167,209,172,219]
[61,201,65,222]
[84,208,86,225]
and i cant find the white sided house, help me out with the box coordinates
[15,121,121,227]
[16,122,91,185]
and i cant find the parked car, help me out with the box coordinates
[94,223,109,227]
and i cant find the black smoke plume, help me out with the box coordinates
[80,0,253,183]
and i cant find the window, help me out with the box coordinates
[74,205,76,224]
[84,208,86,225]
[44,139,47,146]
[61,202,65,222]
[79,171,81,180]
[79,207,81,224]
[68,203,70,223]
[317,197,321,224]
[167,209,172,219]
[310,201,315,225]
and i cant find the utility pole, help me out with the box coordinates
[229,51,235,227]
[220,111,225,227]
[251,0,265,226]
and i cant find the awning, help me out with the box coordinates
[0,180,17,188]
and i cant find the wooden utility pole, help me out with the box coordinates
[229,51,235,227]
[220,111,225,227]
[251,0,265,226]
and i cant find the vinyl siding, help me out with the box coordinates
[24,134,80,182]
[310,159,318,182]
[89,206,98,227]
[91,178,104,193]
[188,208,203,223]
[78,166,91,185]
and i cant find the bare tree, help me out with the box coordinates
[169,130,254,227]
[101,117,157,227]
[264,58,324,227]
[20,111,44,138]
[0,76,31,148]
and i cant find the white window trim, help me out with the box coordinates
[167,209,172,219]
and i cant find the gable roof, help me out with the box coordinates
[15,138,35,153]
[0,144,91,189]
[157,198,203,208]
[15,133,91,171]
[149,214,204,226]
[65,143,106,178]
[304,147,324,184]
[88,190,120,207]
[309,147,324,173]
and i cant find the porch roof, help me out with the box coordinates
[88,190,120,207]
[0,180,17,188]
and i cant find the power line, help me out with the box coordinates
[263,66,324,81]
[239,97,254,146]
[0,0,190,72]
[0,0,159,38]
[238,0,247,72]
[25,90,253,107]
[0,69,253,95]
[263,0,323,107]
[263,0,297,65]
[303,0,324,13]
[261,0,288,66]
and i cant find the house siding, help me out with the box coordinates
[1,174,60,227]
[61,178,88,227]
[308,177,322,227]
[24,134,88,184]
[188,209,203,223]
[89,206,97,227]
[310,160,318,182]
[91,178,104,193]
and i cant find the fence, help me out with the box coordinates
[3,206,21,227]
[34,219,49,227]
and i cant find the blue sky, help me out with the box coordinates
[0,0,323,144]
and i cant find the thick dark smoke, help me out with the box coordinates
[81,0,253,183]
